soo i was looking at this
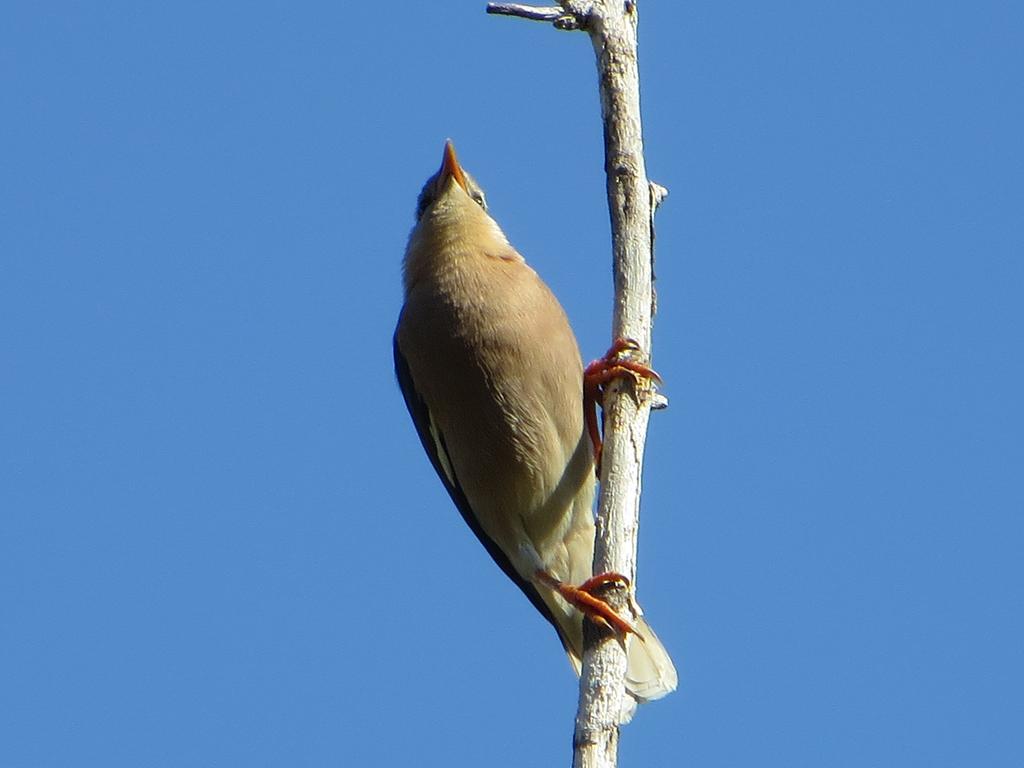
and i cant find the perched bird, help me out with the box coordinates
[393,141,677,702]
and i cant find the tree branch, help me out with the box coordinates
[488,2,662,767]
[486,3,564,22]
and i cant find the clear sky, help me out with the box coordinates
[3,2,1022,766]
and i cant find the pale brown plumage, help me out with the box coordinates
[393,141,676,701]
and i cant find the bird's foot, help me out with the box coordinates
[584,338,662,474]
[536,570,637,636]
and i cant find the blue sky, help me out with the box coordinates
[2,2,1022,766]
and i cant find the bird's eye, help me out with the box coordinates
[471,191,487,210]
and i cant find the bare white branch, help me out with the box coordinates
[486,3,573,27]
[490,2,665,767]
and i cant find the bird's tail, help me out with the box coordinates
[620,615,677,702]
[551,594,678,703]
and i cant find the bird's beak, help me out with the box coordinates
[438,140,469,193]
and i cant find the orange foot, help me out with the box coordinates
[536,570,637,635]
[584,338,662,474]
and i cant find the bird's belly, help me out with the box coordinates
[424,344,590,565]
[399,266,594,580]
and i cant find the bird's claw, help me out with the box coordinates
[584,338,661,475]
[585,339,661,387]
[537,570,637,636]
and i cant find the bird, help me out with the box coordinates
[393,140,677,702]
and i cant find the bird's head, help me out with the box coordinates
[415,140,488,221]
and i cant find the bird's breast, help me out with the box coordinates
[397,247,593,555]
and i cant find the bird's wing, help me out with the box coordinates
[392,330,561,634]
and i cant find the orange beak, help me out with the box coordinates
[439,140,469,193]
